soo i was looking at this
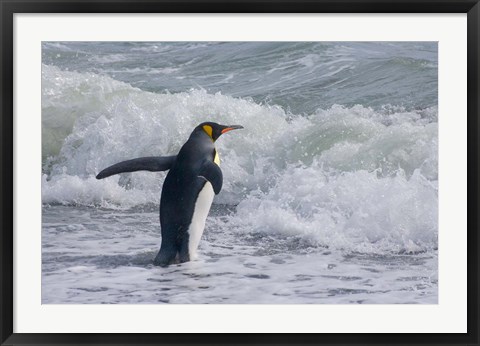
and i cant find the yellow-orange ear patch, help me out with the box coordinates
[203,125,213,138]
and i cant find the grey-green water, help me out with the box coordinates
[42,42,438,304]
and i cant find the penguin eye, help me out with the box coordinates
[202,125,213,138]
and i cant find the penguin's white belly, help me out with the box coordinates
[187,181,215,259]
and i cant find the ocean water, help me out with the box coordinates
[42,42,438,304]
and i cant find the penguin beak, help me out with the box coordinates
[221,125,244,134]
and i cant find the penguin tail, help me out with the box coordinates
[96,156,176,179]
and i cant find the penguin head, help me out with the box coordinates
[196,122,244,142]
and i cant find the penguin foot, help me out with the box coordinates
[153,250,178,267]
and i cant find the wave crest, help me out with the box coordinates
[42,66,438,254]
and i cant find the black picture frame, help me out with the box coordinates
[1,1,479,345]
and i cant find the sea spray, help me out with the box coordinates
[42,42,438,303]
[231,165,437,254]
[42,65,437,254]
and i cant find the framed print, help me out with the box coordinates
[1,1,479,345]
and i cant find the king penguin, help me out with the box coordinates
[96,122,243,266]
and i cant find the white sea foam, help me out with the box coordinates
[232,165,437,254]
[42,65,438,254]
[41,43,439,304]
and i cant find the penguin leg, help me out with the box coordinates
[153,243,177,267]
[153,225,190,267]
[153,226,180,267]
[178,234,191,263]
[153,232,191,265]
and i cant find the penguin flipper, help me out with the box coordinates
[198,160,223,194]
[96,156,176,179]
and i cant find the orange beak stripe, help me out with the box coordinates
[221,127,235,134]
[221,125,244,134]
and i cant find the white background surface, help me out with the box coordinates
[14,14,467,333]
